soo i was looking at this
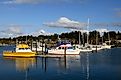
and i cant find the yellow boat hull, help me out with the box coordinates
[3,51,36,57]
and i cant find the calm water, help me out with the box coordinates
[0,46,121,80]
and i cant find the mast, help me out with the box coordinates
[108,32,110,45]
[79,31,81,45]
[102,33,103,44]
[87,18,89,45]
[16,38,18,45]
[96,31,98,45]
[26,35,27,44]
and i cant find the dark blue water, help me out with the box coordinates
[0,46,121,80]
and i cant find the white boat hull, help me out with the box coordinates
[32,48,45,52]
[16,48,32,52]
[92,47,103,51]
[102,45,111,49]
[48,49,80,55]
[79,49,92,52]
[90,45,103,51]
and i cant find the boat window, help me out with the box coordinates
[93,46,96,48]
[25,48,30,50]
[62,47,64,49]
[19,48,24,50]
[87,46,90,48]
[58,47,61,49]
[68,47,73,49]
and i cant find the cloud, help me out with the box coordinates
[44,17,121,30]
[8,26,21,33]
[0,26,22,38]
[96,28,109,36]
[44,17,87,29]
[32,29,54,36]
[70,29,89,32]
[85,22,121,28]
[96,29,108,33]
[1,0,42,4]
[0,24,54,38]
[1,0,87,4]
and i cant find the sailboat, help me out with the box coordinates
[102,42,111,49]
[96,29,111,49]
[31,41,45,52]
[91,31,103,51]
[77,18,92,52]
[102,32,111,49]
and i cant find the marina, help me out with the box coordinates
[0,0,121,80]
[0,45,121,80]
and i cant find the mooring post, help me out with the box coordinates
[44,44,48,55]
[36,40,38,54]
[42,39,44,55]
[64,47,66,56]
[64,47,67,69]
[96,31,98,52]
[96,46,97,52]
[30,39,33,51]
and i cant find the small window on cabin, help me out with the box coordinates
[18,48,21,50]
[58,47,61,49]
[19,48,24,50]
[62,47,64,49]
[68,47,73,49]
[25,48,29,50]
[87,46,90,48]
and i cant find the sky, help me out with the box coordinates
[0,0,121,38]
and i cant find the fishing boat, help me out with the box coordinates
[48,44,80,55]
[3,44,36,57]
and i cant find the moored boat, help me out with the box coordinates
[79,47,92,52]
[48,44,80,55]
[102,43,111,49]
[74,44,92,52]
[91,45,103,51]
[3,44,36,57]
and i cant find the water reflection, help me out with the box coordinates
[3,57,36,72]
[41,57,47,72]
[86,53,90,80]
[15,58,36,72]
[1,48,121,80]
[80,53,90,80]
[2,54,91,80]
[55,55,81,70]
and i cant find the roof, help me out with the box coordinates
[59,44,72,47]
[17,44,30,48]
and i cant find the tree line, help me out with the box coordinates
[0,31,121,46]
